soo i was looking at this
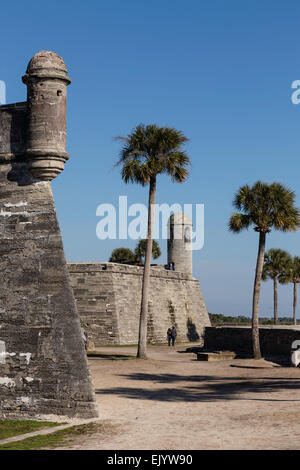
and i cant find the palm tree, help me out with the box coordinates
[280,256,300,325]
[134,239,161,264]
[262,248,292,324]
[116,124,190,359]
[229,181,300,359]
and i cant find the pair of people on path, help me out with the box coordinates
[167,326,177,347]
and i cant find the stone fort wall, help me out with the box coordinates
[68,262,211,346]
[0,52,98,419]
[0,163,97,418]
[204,326,300,356]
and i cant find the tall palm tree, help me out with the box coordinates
[280,256,300,325]
[229,181,300,359]
[116,124,190,358]
[262,248,292,324]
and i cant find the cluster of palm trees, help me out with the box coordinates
[115,124,300,361]
[262,249,300,326]
[109,239,161,265]
[229,181,300,359]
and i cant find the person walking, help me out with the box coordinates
[171,326,177,347]
[167,328,172,346]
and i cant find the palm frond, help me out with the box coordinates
[262,248,292,281]
[278,256,300,284]
[228,213,252,232]
[115,123,191,186]
[230,181,300,234]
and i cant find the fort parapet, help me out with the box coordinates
[68,262,210,346]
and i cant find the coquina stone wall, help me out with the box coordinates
[0,164,98,418]
[204,326,300,356]
[68,263,210,346]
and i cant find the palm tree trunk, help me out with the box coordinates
[273,278,278,325]
[293,282,297,326]
[137,176,156,359]
[252,231,266,359]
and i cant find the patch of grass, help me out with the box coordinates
[0,422,111,450]
[0,420,61,440]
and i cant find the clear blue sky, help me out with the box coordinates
[2,0,300,318]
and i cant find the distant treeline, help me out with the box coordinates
[209,313,300,326]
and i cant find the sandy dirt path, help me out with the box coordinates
[63,344,300,450]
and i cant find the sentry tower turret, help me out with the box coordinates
[167,212,193,275]
[22,51,71,180]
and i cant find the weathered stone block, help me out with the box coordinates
[196,351,236,361]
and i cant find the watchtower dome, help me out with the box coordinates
[22,51,71,180]
[167,212,193,275]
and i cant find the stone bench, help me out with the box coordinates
[196,350,236,361]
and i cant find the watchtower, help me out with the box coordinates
[22,51,71,180]
[167,212,193,275]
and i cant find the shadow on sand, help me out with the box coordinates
[87,353,135,360]
[95,372,300,403]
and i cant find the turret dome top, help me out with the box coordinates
[169,212,192,225]
[23,51,71,84]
